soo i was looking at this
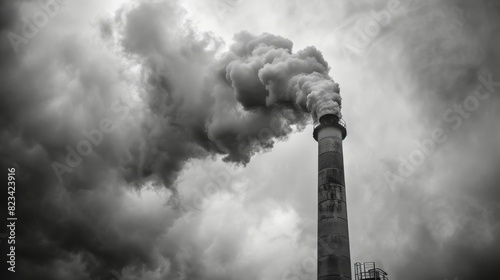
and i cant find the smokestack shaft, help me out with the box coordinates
[315,115,351,280]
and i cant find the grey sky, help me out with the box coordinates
[0,0,499,280]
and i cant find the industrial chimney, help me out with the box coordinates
[313,113,350,280]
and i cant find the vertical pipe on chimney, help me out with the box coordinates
[313,114,350,280]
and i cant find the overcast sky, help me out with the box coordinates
[1,0,499,280]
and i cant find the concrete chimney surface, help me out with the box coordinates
[315,115,351,280]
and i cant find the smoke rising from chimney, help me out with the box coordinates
[109,1,344,186]
[224,31,342,121]
[168,30,342,165]
[0,1,344,278]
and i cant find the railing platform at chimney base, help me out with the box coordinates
[354,262,388,280]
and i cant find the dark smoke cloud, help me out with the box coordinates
[1,0,499,279]
[222,31,341,120]
[105,0,342,167]
[0,0,340,279]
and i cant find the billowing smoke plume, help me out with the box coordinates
[106,1,343,172]
[221,31,342,121]
[207,31,342,159]
[2,0,500,279]
[0,0,341,279]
